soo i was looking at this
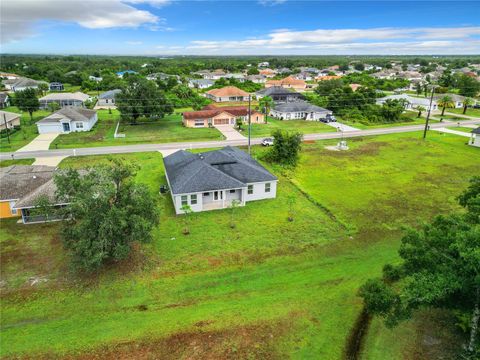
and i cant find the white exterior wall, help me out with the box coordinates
[470,134,480,148]
[37,114,97,134]
[244,181,277,202]
[37,123,62,134]
[97,98,115,106]
[270,110,329,121]
[172,192,204,214]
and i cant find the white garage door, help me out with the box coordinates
[37,123,62,134]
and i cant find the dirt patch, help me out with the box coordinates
[344,307,372,360]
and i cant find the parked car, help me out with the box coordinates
[262,138,274,146]
[322,114,336,123]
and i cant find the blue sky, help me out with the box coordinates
[1,1,480,55]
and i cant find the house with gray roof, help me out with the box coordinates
[39,91,90,109]
[36,107,97,134]
[270,101,333,121]
[0,110,21,130]
[96,89,121,108]
[163,146,277,214]
[188,79,214,89]
[2,77,47,92]
[0,165,65,224]
[256,86,305,102]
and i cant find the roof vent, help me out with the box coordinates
[32,175,37,179]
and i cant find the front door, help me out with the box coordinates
[213,191,223,201]
[62,123,70,132]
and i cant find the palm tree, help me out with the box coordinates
[462,97,474,115]
[258,96,274,124]
[415,105,425,118]
[437,95,454,116]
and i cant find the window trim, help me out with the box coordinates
[265,183,271,193]
[247,185,253,195]
[190,194,197,205]
[181,195,188,206]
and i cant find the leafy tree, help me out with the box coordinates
[314,79,344,96]
[235,117,243,130]
[15,88,39,124]
[229,199,241,228]
[438,95,454,116]
[379,99,406,123]
[38,82,49,96]
[455,74,480,98]
[354,63,365,71]
[258,96,274,124]
[359,178,480,355]
[33,194,55,223]
[48,101,60,113]
[54,159,159,271]
[462,97,475,115]
[116,76,173,124]
[415,82,423,96]
[180,204,193,235]
[247,68,259,75]
[267,130,303,166]
[415,105,425,118]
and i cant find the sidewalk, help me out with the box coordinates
[325,121,360,132]
[431,127,472,138]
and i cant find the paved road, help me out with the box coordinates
[1,119,479,161]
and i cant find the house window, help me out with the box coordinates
[106,99,109,104]
[194,120,204,127]
[191,194,197,205]
[247,185,253,195]
[9,201,17,215]
[181,195,188,206]
[265,183,271,193]
[229,189,236,194]
[75,122,84,129]
[203,192,210,196]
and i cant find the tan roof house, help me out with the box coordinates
[205,86,250,102]
[0,110,21,130]
[183,104,264,128]
[265,76,307,91]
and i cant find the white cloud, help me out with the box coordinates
[258,0,287,6]
[184,26,480,54]
[0,0,166,44]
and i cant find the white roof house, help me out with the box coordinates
[39,92,90,109]
[270,101,332,121]
[376,94,438,111]
[36,107,98,134]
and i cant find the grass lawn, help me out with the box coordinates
[1,133,479,358]
[340,112,434,130]
[52,111,223,149]
[0,106,51,152]
[445,107,480,117]
[249,117,336,137]
[0,158,35,167]
[446,126,476,133]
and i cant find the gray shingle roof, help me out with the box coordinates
[164,146,277,195]
[472,127,480,134]
[256,86,303,97]
[37,107,96,124]
[0,110,20,123]
[0,165,55,201]
[0,93,8,103]
[98,89,121,99]
[272,101,330,113]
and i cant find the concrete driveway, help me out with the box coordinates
[215,125,246,140]
[16,133,60,152]
[325,121,359,132]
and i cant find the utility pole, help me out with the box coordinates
[248,94,251,154]
[423,85,436,139]
[3,113,10,144]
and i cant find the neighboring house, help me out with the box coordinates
[259,69,276,78]
[3,77,46,92]
[36,107,97,134]
[265,76,307,91]
[146,72,180,82]
[295,72,314,81]
[224,73,246,82]
[116,70,138,78]
[469,128,480,148]
[89,75,103,82]
[433,94,466,109]
[270,101,333,121]
[188,79,214,89]
[376,94,437,111]
[97,89,121,107]
[255,86,305,102]
[276,67,292,75]
[39,92,90,109]
[49,82,64,91]
[246,75,267,84]
[258,61,270,68]
[349,83,362,91]
[0,110,21,130]
[0,165,60,223]
[182,105,264,128]
[0,72,19,80]
[315,75,342,82]
[0,93,10,108]
[205,86,250,102]
[163,146,277,214]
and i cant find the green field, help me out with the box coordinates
[0,158,35,167]
[249,117,336,137]
[52,110,224,149]
[0,107,51,152]
[446,126,476,133]
[1,132,478,358]
[445,107,480,117]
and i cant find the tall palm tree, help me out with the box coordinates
[437,95,454,116]
[258,96,274,124]
[415,105,425,118]
[462,97,474,115]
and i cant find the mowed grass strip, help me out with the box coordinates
[1,133,479,358]
[249,117,336,138]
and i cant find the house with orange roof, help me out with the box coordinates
[349,83,362,91]
[259,69,276,78]
[183,104,264,128]
[315,75,343,82]
[265,76,307,91]
[205,86,250,102]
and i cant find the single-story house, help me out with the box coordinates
[265,76,307,91]
[295,72,314,81]
[163,146,277,214]
[433,94,466,109]
[0,93,10,108]
[224,73,246,82]
[0,72,19,80]
[146,72,180,82]
[255,86,305,102]
[470,128,480,148]
[188,79,214,89]
[36,107,97,134]
[270,101,333,121]
[39,92,90,109]
[49,82,64,91]
[116,70,138,78]
[205,86,250,102]
[258,61,270,68]
[246,75,267,84]
[315,75,342,82]
[0,110,21,130]
[376,94,437,111]
[89,75,103,82]
[3,77,47,92]
[0,165,64,224]
[97,89,121,107]
[259,69,276,78]
[183,105,264,128]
